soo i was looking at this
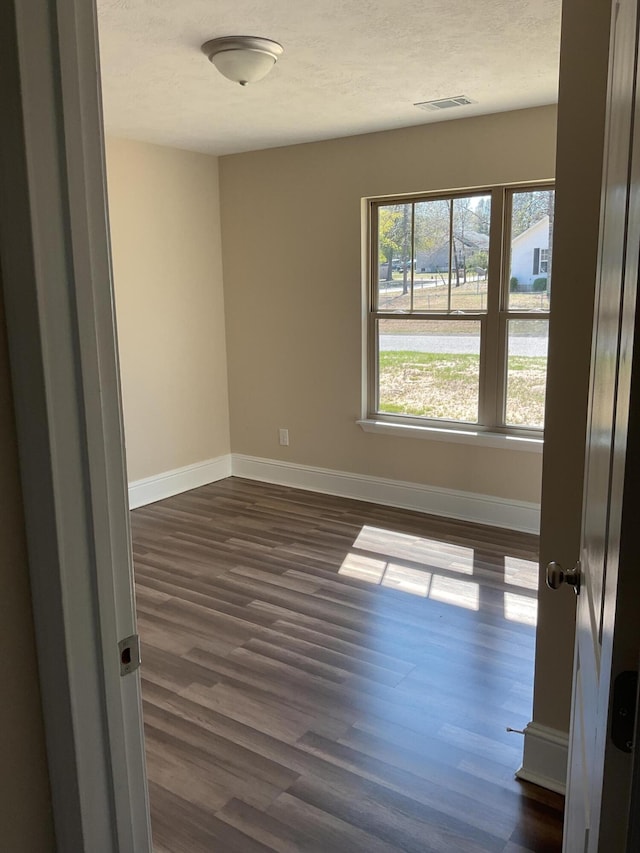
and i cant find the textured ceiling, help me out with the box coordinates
[97,0,561,156]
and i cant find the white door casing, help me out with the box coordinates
[0,0,151,849]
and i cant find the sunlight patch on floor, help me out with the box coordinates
[504,555,539,590]
[352,525,474,574]
[430,574,480,610]
[338,526,537,623]
[504,591,538,626]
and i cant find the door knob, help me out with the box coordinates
[546,560,581,595]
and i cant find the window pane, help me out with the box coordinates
[505,319,549,427]
[450,195,491,311]
[377,319,481,423]
[413,199,451,311]
[508,188,555,311]
[376,202,413,311]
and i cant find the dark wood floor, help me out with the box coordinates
[131,477,564,853]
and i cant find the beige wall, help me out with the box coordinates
[0,284,55,850]
[105,93,601,739]
[535,0,611,733]
[106,138,230,483]
[219,106,557,502]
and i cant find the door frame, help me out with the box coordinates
[4,0,640,851]
[0,0,150,850]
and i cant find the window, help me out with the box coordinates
[367,185,554,435]
[539,248,550,274]
[532,247,549,275]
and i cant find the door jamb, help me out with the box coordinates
[0,0,151,849]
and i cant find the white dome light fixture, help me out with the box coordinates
[201,36,284,86]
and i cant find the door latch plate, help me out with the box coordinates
[611,670,638,753]
[118,634,141,676]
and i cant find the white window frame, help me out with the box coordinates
[362,183,554,442]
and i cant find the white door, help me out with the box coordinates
[559,1,640,849]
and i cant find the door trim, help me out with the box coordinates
[0,0,151,849]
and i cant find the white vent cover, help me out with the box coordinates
[414,95,476,111]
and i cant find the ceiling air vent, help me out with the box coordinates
[414,95,476,112]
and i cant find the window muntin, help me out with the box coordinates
[369,184,554,434]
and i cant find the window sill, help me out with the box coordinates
[356,419,544,453]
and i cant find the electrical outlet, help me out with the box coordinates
[278,428,289,446]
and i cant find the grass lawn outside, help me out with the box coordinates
[379,350,547,427]
[378,276,549,314]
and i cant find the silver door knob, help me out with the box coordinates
[546,560,581,595]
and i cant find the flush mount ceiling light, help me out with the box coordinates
[201,36,284,86]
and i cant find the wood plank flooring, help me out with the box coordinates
[131,477,564,852]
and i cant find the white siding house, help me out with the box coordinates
[510,215,550,288]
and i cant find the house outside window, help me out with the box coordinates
[366,184,554,435]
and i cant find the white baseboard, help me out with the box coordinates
[128,455,232,509]
[231,454,540,533]
[128,452,540,532]
[516,722,569,794]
